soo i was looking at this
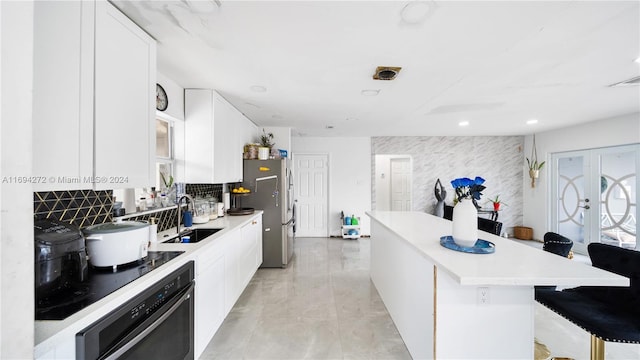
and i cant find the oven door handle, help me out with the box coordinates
[103,282,194,360]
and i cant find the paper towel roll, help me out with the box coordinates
[122,188,136,214]
[223,192,230,211]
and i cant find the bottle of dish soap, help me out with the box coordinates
[351,215,358,225]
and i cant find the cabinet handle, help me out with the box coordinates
[252,220,257,225]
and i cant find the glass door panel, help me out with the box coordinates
[554,153,590,254]
[552,144,639,255]
[599,149,637,250]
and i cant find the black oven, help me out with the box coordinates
[76,261,194,360]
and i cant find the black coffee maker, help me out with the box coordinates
[34,218,89,303]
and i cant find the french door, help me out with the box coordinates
[551,144,639,255]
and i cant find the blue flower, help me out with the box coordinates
[451,176,486,202]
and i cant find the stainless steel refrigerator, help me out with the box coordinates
[242,159,295,268]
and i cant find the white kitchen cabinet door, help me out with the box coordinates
[184,89,215,183]
[184,90,246,184]
[239,111,258,149]
[223,228,242,314]
[238,218,258,290]
[241,216,263,276]
[32,0,94,191]
[195,245,226,359]
[93,1,156,190]
[213,93,238,183]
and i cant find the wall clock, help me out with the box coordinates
[156,84,168,111]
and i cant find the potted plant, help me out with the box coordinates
[488,195,507,211]
[527,135,545,188]
[258,129,274,160]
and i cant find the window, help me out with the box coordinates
[156,116,174,191]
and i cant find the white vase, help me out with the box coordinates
[258,147,270,160]
[452,198,478,247]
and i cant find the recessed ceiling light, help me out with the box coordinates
[527,119,538,125]
[250,85,267,93]
[458,121,469,127]
[361,89,380,96]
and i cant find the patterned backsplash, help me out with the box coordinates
[33,190,113,228]
[124,207,179,233]
[185,183,224,200]
[33,184,224,232]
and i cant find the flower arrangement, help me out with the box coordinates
[487,195,507,211]
[451,177,486,203]
[259,129,275,148]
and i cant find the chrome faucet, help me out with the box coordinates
[176,194,194,235]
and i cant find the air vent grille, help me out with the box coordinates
[373,66,402,80]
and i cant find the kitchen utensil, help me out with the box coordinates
[83,221,150,267]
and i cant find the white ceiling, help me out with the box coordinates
[113,0,640,137]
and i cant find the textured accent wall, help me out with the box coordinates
[372,136,524,234]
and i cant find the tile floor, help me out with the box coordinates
[200,237,411,360]
[201,237,639,360]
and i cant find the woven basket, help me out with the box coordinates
[514,226,533,240]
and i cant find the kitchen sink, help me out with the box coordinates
[163,228,223,244]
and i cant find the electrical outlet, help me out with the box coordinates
[477,287,490,306]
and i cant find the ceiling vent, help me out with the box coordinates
[373,66,402,80]
[608,76,640,87]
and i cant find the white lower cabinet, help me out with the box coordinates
[194,215,263,359]
[238,217,261,289]
[195,241,226,358]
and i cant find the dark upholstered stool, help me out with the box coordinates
[535,243,640,360]
[543,232,573,258]
[478,217,503,236]
[443,205,453,221]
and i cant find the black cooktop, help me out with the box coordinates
[36,251,183,320]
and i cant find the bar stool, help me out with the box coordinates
[535,243,640,360]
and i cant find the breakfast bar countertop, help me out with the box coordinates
[366,211,629,287]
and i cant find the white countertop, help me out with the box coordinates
[34,211,262,356]
[367,211,629,287]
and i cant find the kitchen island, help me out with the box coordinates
[367,211,628,359]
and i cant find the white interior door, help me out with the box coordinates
[294,154,328,237]
[390,158,412,211]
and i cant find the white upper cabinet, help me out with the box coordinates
[184,90,252,184]
[33,1,94,191]
[184,90,215,183]
[32,1,156,191]
[93,0,156,190]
